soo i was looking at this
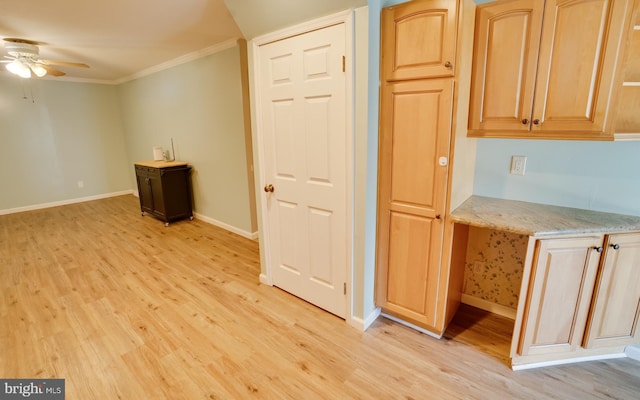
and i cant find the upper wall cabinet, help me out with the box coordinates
[614,4,640,139]
[381,0,458,81]
[468,0,636,140]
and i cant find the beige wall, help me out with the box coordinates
[118,45,254,235]
[0,76,130,211]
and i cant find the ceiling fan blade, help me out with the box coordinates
[40,59,89,68]
[40,64,66,76]
[3,38,42,46]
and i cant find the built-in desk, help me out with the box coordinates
[450,196,640,369]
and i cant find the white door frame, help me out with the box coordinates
[251,9,354,324]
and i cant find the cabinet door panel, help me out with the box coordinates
[468,0,542,132]
[389,88,443,209]
[162,169,192,218]
[532,0,630,134]
[585,233,640,348]
[385,212,436,317]
[517,236,603,356]
[149,173,165,215]
[375,79,453,331]
[381,0,458,81]
[135,173,151,213]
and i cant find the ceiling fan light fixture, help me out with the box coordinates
[3,38,89,78]
[30,63,47,77]
[6,59,31,78]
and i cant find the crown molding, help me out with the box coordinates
[20,37,243,86]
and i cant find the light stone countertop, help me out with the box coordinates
[134,160,189,168]
[450,196,640,237]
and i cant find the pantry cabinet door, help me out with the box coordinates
[375,79,453,331]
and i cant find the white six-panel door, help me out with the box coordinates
[256,21,348,318]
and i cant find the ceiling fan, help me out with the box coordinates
[1,38,89,78]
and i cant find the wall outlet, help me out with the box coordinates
[77,180,84,188]
[510,155,527,176]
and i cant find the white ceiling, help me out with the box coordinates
[0,0,244,83]
[224,0,368,39]
[0,0,368,84]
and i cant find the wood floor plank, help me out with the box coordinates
[1,195,639,399]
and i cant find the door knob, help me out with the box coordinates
[264,184,275,193]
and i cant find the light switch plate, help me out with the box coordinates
[510,155,527,176]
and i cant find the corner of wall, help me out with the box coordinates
[450,0,479,211]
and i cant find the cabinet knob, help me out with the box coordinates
[435,214,441,220]
[522,119,529,125]
[611,243,620,250]
[533,119,540,125]
[264,184,275,193]
[444,61,452,68]
[594,246,604,253]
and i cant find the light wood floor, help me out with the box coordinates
[1,195,639,399]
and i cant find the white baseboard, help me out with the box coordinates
[512,353,627,371]
[625,345,640,362]
[0,190,134,216]
[259,273,272,286]
[137,190,259,240]
[461,294,517,320]
[347,316,365,331]
[348,307,381,332]
[362,307,382,331]
[193,212,258,240]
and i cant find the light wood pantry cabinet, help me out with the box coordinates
[376,79,454,331]
[375,0,459,335]
[468,0,636,140]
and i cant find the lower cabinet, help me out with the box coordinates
[513,232,640,361]
[134,163,193,226]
